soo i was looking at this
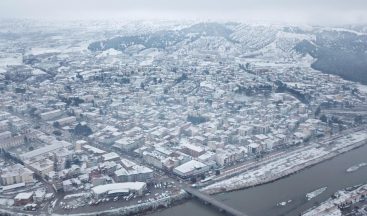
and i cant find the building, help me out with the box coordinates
[102,152,120,162]
[180,143,205,157]
[20,140,72,161]
[82,144,106,155]
[33,189,46,203]
[0,164,34,185]
[91,182,147,198]
[248,143,262,155]
[27,158,54,178]
[0,111,11,121]
[54,116,77,126]
[14,192,33,206]
[114,137,139,152]
[40,110,63,121]
[75,140,87,151]
[173,160,209,178]
[142,151,165,169]
[215,146,247,167]
[62,178,82,192]
[114,159,153,182]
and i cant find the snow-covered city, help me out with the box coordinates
[1,1,367,216]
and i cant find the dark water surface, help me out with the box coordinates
[149,144,367,216]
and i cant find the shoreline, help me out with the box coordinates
[141,135,367,216]
[2,132,366,216]
[52,191,189,216]
[203,137,367,195]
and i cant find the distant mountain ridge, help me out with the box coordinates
[294,30,367,84]
[89,22,367,84]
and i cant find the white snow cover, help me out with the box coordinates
[91,182,146,195]
[204,130,367,192]
[102,152,120,161]
[14,192,33,200]
[174,160,207,174]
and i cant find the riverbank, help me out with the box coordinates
[53,191,189,216]
[302,183,367,215]
[53,129,367,216]
[8,129,366,216]
[202,129,367,195]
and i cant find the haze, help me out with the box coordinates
[1,0,367,25]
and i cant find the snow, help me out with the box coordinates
[2,182,26,191]
[324,27,367,36]
[27,47,60,55]
[32,68,47,75]
[356,83,367,94]
[174,160,207,174]
[14,192,33,200]
[181,142,204,153]
[102,152,120,161]
[20,140,72,159]
[64,192,89,200]
[303,184,367,216]
[91,182,146,195]
[83,144,106,154]
[204,130,367,192]
[0,56,23,68]
[96,48,122,57]
[0,198,14,206]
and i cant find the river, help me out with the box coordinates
[148,143,367,216]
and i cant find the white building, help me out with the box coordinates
[91,182,147,198]
[173,160,209,178]
[114,137,139,152]
[26,158,54,178]
[20,140,72,161]
[0,164,34,185]
[114,159,153,182]
[54,116,76,126]
[40,110,63,121]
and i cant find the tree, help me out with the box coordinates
[72,157,81,166]
[65,159,71,169]
[190,177,197,183]
[354,115,363,124]
[53,121,60,128]
[53,130,62,136]
[320,114,327,123]
[73,123,93,136]
[315,106,321,116]
[187,115,208,125]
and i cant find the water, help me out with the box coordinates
[149,144,367,216]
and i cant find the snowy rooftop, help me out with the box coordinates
[83,144,106,154]
[174,160,207,174]
[20,140,72,159]
[181,142,204,153]
[102,152,120,161]
[14,192,33,200]
[91,182,146,195]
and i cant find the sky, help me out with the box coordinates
[1,0,367,25]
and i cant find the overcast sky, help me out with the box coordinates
[1,0,367,25]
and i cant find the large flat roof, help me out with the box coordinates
[20,140,72,159]
[92,182,146,195]
[174,160,207,174]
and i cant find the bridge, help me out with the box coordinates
[184,187,248,216]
